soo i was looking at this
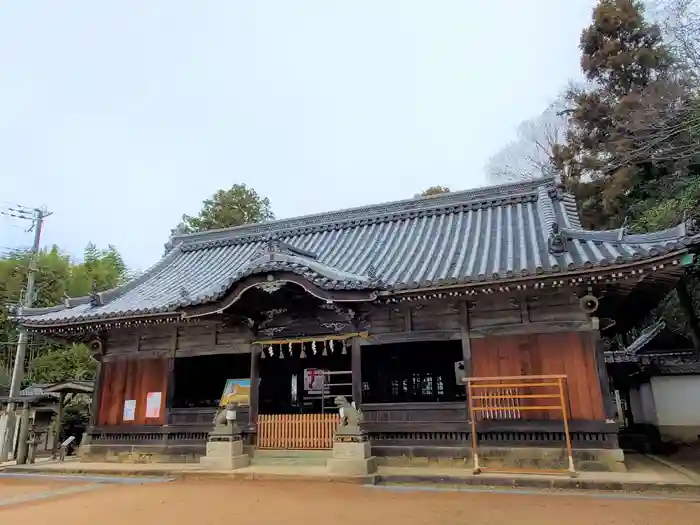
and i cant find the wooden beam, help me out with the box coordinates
[164,328,177,425]
[88,359,104,428]
[164,357,176,425]
[175,344,251,357]
[403,306,413,332]
[249,346,259,431]
[351,337,362,405]
[591,331,616,421]
[359,330,461,346]
[519,298,531,324]
[468,319,597,338]
[458,301,472,380]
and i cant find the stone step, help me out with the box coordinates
[251,449,332,467]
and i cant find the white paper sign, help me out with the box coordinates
[123,399,136,421]
[146,391,162,418]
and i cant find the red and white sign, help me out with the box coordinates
[304,369,329,393]
[145,392,162,418]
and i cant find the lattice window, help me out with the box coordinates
[420,374,433,398]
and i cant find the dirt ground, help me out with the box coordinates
[0,478,89,499]
[2,479,700,525]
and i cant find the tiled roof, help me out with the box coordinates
[18,177,700,327]
[18,384,59,399]
[604,321,695,363]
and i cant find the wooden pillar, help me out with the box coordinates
[351,338,362,405]
[458,301,473,379]
[249,345,259,430]
[88,358,104,427]
[592,331,615,421]
[164,357,176,425]
[51,391,66,458]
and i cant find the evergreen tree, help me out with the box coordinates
[0,244,129,386]
[553,0,676,229]
[418,186,451,197]
[180,184,274,234]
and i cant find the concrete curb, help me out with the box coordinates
[1,466,377,485]
[376,474,700,495]
[4,465,699,495]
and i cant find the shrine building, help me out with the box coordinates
[15,177,700,472]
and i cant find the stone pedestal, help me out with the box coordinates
[327,439,377,475]
[199,439,250,470]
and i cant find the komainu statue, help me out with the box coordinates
[334,396,363,436]
[209,403,242,440]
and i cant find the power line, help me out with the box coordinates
[0,207,51,461]
[0,209,34,221]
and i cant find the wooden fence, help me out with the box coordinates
[257,414,340,449]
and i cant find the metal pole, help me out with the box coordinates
[0,208,46,461]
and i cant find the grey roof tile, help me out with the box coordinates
[18,177,700,326]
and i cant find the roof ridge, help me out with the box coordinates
[173,177,556,247]
[562,221,694,244]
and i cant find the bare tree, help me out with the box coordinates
[485,92,570,183]
[648,0,700,78]
[612,78,699,169]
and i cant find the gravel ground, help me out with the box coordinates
[2,479,700,525]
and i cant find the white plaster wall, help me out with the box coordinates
[651,376,700,427]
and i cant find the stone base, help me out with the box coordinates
[372,446,627,473]
[332,440,372,459]
[199,439,250,470]
[327,457,377,475]
[205,439,244,457]
[199,454,250,470]
[327,440,377,475]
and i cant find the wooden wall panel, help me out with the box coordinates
[96,358,168,426]
[471,332,604,421]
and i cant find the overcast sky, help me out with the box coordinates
[0,1,595,271]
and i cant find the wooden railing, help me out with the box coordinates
[465,374,575,476]
[257,414,340,449]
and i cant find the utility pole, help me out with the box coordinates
[0,208,49,462]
